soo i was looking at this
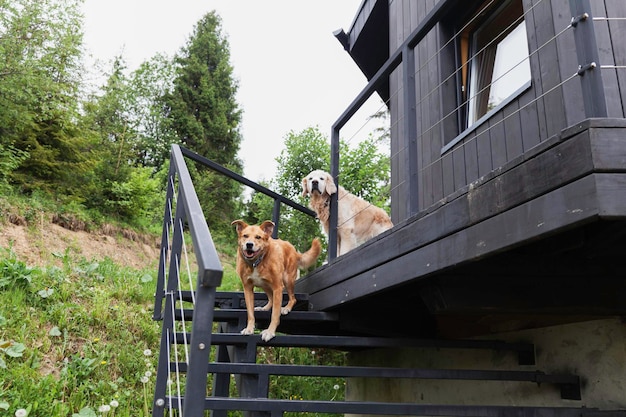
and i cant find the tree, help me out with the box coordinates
[274,126,391,207]
[80,57,137,216]
[128,53,177,169]
[164,11,242,166]
[84,57,136,177]
[0,0,91,195]
[163,11,243,232]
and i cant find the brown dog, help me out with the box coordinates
[302,170,393,256]
[231,220,321,341]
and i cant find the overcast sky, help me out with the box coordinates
[81,0,385,183]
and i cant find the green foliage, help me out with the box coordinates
[0,0,91,195]
[0,247,159,416]
[0,145,27,193]
[0,340,26,369]
[0,247,35,289]
[276,127,332,201]
[129,53,178,168]
[188,161,244,235]
[103,167,162,223]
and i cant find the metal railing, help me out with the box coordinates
[152,144,223,416]
[151,144,316,417]
[177,146,316,238]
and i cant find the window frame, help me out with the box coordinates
[441,0,531,155]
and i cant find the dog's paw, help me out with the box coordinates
[240,327,254,336]
[280,307,291,315]
[253,306,263,311]
[260,329,275,342]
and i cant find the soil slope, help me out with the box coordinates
[0,221,159,270]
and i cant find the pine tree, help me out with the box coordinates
[165,12,242,166]
[164,12,244,231]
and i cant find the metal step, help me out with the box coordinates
[175,290,311,310]
[168,361,581,400]
[159,397,626,417]
[172,331,536,364]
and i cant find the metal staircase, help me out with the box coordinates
[152,145,626,417]
[153,289,600,417]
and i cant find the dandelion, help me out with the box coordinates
[143,349,152,357]
[310,350,316,355]
[141,371,152,416]
[15,409,28,417]
[93,338,100,342]
[98,404,111,413]
[101,360,107,365]
[109,399,119,417]
[333,384,340,390]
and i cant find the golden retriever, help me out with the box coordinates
[231,219,321,341]
[302,170,393,256]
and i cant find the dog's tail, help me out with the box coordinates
[299,238,321,269]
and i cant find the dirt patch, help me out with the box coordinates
[0,221,159,270]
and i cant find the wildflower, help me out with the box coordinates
[311,350,316,355]
[15,409,28,417]
[144,370,152,378]
[98,404,111,413]
[333,384,340,390]
[93,338,100,342]
[101,360,107,365]
[110,400,119,408]
[141,376,149,384]
[143,349,152,357]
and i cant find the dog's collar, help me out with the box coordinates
[244,253,264,268]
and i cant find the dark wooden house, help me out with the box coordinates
[299,0,626,338]
[151,0,626,415]
[294,0,626,410]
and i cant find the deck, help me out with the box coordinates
[296,118,626,338]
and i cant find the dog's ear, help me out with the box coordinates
[301,176,309,197]
[260,220,275,237]
[231,219,247,234]
[325,175,338,195]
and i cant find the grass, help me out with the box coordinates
[0,230,346,417]
[0,246,160,416]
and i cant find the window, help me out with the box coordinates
[461,0,531,127]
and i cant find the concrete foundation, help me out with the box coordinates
[347,318,626,414]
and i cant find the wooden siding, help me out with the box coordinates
[347,0,375,48]
[388,0,626,224]
[597,0,626,118]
